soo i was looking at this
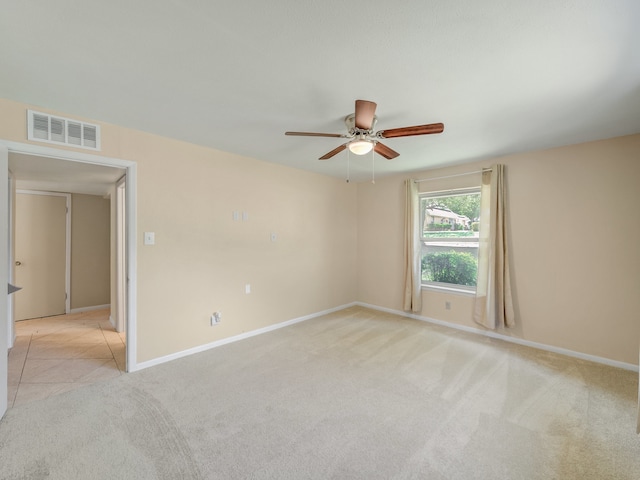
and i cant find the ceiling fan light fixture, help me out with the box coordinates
[348,139,374,155]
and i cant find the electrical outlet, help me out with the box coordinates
[245,284,251,294]
[445,301,451,310]
[210,312,221,326]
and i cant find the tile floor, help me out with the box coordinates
[7,309,126,408]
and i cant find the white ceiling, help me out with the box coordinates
[1,1,639,182]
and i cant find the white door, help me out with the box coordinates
[14,192,69,320]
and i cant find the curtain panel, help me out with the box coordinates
[473,164,515,329]
[403,179,422,312]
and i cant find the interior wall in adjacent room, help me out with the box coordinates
[70,193,111,310]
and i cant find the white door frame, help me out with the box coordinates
[1,143,9,417]
[15,189,71,317]
[115,175,126,333]
[0,140,138,378]
[7,171,14,349]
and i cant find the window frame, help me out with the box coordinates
[419,187,481,294]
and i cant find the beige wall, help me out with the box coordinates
[357,134,640,365]
[70,193,111,310]
[129,132,358,361]
[0,99,358,363]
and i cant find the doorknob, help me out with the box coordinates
[15,261,22,266]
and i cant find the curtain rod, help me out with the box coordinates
[414,168,491,183]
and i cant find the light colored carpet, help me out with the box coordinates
[0,306,638,479]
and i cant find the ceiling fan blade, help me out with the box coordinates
[378,122,444,139]
[319,143,347,160]
[374,142,400,160]
[285,131,346,138]
[355,100,377,130]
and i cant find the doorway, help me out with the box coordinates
[0,140,138,418]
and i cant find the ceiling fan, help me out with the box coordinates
[285,100,444,160]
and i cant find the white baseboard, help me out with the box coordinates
[356,302,639,373]
[132,302,358,372]
[68,304,111,314]
[130,300,639,374]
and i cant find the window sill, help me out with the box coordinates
[421,284,476,297]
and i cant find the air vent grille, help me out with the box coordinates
[67,121,82,145]
[32,113,49,140]
[27,110,101,150]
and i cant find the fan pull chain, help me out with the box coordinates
[371,147,375,184]
[346,149,350,183]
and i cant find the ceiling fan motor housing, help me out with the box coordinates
[344,113,377,137]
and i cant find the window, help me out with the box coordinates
[419,188,481,292]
